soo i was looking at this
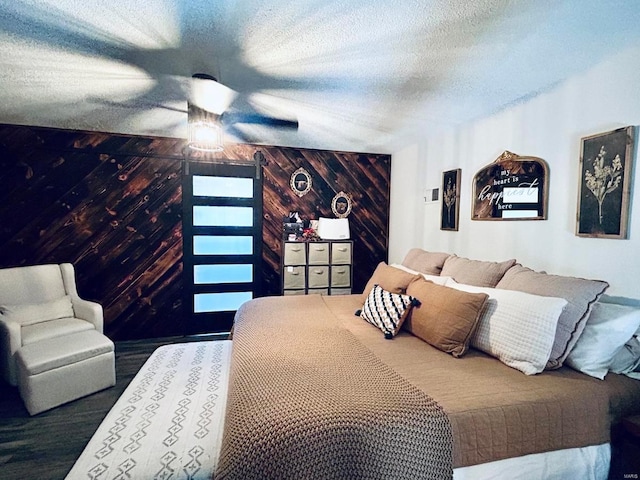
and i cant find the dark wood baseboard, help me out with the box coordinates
[0,335,228,480]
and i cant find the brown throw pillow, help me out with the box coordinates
[496,264,609,369]
[405,278,489,357]
[440,255,516,287]
[401,248,450,275]
[361,262,421,301]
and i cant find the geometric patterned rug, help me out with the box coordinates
[65,340,232,480]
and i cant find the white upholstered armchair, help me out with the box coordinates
[0,263,103,386]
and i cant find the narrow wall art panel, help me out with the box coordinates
[576,126,635,239]
[441,169,460,231]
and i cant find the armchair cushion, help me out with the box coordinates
[0,296,74,326]
[21,318,94,346]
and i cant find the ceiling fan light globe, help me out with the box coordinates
[188,120,224,152]
[191,75,237,115]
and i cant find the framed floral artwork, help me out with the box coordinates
[577,126,635,239]
[441,169,460,230]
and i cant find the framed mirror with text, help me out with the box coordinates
[472,151,549,221]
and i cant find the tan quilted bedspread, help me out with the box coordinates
[215,295,453,480]
[325,295,640,468]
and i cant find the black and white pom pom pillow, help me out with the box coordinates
[356,284,420,339]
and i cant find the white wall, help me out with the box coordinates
[389,44,640,298]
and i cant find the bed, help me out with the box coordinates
[67,250,640,479]
[215,250,640,479]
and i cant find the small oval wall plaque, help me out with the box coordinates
[290,167,312,197]
[331,191,352,218]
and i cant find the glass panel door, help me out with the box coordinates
[182,161,262,334]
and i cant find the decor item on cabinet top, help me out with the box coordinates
[290,167,312,197]
[472,150,548,221]
[298,220,322,242]
[576,126,634,239]
[283,213,321,242]
[300,226,321,242]
[441,168,461,231]
[283,211,303,240]
[317,217,350,240]
[331,191,352,218]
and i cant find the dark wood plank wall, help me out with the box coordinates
[256,146,391,296]
[0,124,391,341]
[0,125,187,341]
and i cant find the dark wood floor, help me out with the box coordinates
[0,334,228,480]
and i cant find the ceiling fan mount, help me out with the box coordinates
[192,73,217,82]
[187,73,298,150]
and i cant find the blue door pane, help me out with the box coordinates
[193,236,253,255]
[194,292,253,313]
[193,206,253,226]
[194,264,253,284]
[193,175,253,198]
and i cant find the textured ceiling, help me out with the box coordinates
[0,0,639,153]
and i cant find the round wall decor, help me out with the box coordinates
[290,167,312,197]
[331,191,352,218]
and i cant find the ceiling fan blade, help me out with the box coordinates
[221,111,298,129]
[190,74,237,115]
[225,124,255,144]
[89,98,187,114]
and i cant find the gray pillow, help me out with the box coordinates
[440,255,516,288]
[401,249,450,275]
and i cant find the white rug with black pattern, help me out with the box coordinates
[65,340,232,480]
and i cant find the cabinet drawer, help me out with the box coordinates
[308,288,329,296]
[331,242,352,264]
[330,287,352,296]
[283,289,306,296]
[331,265,351,288]
[283,242,306,265]
[308,266,329,288]
[283,266,306,289]
[308,242,330,265]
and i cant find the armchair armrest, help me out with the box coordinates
[71,298,104,333]
[0,316,23,385]
[60,263,104,333]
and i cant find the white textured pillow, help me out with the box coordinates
[390,264,450,286]
[496,265,609,369]
[446,279,567,375]
[0,295,74,326]
[565,303,640,379]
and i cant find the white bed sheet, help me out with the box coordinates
[453,442,610,480]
